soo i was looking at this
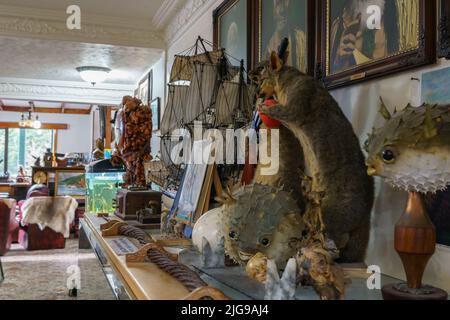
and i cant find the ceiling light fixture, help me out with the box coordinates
[19,110,41,129]
[76,66,111,86]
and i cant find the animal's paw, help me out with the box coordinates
[264,258,297,300]
[260,103,289,121]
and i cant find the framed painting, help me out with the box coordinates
[137,70,153,106]
[150,97,161,132]
[213,0,252,69]
[174,140,213,226]
[317,0,436,89]
[55,170,86,199]
[438,0,450,59]
[253,0,316,75]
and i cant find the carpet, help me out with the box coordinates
[0,239,115,300]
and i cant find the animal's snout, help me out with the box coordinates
[365,161,377,176]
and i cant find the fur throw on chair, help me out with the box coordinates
[21,196,78,238]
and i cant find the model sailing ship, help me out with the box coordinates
[149,37,255,190]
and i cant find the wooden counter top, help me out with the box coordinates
[82,213,191,300]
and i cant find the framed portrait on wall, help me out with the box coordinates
[150,97,160,132]
[318,0,436,89]
[254,0,316,75]
[213,0,252,68]
[438,0,450,59]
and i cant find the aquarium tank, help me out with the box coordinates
[86,159,125,214]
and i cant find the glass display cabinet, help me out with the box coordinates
[85,159,125,215]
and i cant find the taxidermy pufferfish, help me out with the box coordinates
[220,184,304,268]
[365,100,450,193]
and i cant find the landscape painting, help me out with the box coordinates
[55,171,86,198]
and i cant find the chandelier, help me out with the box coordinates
[19,110,41,129]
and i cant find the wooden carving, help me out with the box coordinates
[112,96,152,188]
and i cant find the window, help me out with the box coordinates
[1,128,54,176]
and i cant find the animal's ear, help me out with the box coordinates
[281,50,290,65]
[270,51,283,72]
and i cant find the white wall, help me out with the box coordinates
[166,1,450,291]
[151,53,166,158]
[0,111,92,154]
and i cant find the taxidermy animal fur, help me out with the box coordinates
[250,51,374,262]
[254,123,305,210]
[21,196,78,237]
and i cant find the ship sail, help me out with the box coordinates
[184,62,218,125]
[215,80,254,127]
[170,50,225,83]
[157,36,256,189]
[160,84,189,136]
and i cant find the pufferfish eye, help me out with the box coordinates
[260,238,270,247]
[381,149,396,163]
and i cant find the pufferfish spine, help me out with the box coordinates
[221,183,304,267]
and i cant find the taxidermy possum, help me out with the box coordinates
[249,51,374,262]
[254,124,305,211]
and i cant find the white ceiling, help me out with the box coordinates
[0,0,176,104]
[0,36,162,85]
[0,0,166,22]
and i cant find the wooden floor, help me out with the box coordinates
[0,239,115,300]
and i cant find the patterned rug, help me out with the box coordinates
[0,239,115,300]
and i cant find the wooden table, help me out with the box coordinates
[0,182,31,201]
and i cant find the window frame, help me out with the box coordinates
[1,128,54,175]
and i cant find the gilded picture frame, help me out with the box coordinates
[317,0,436,89]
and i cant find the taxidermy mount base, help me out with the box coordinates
[381,192,448,300]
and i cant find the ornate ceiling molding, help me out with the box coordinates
[152,0,185,30]
[163,0,217,47]
[0,4,165,49]
[0,78,132,105]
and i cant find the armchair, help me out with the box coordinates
[18,185,77,251]
[0,198,19,256]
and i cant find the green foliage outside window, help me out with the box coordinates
[1,128,53,177]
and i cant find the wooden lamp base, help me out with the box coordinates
[382,192,448,300]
